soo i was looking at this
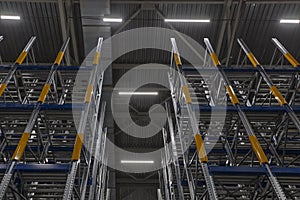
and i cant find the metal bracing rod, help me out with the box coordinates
[63,37,103,200]
[0,36,36,96]
[271,38,300,68]
[205,38,287,199]
[162,128,175,200]
[80,71,104,199]
[161,154,171,200]
[88,103,106,200]
[168,87,196,200]
[237,38,300,133]
[166,103,185,200]
[0,37,69,200]
[170,38,218,200]
[168,61,196,198]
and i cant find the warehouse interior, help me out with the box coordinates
[1,0,300,199]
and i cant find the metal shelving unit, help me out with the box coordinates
[160,38,300,199]
[0,37,109,199]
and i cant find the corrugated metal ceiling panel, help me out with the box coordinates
[0,1,62,63]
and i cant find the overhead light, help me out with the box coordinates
[0,15,20,20]
[118,92,158,95]
[103,18,122,22]
[280,19,300,24]
[121,160,154,164]
[165,19,210,23]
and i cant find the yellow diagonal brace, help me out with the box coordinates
[174,53,182,67]
[247,53,260,67]
[72,133,84,161]
[249,135,268,164]
[54,51,64,65]
[210,53,221,67]
[12,132,30,161]
[270,86,287,106]
[284,53,300,68]
[93,52,101,65]
[16,51,28,64]
[0,83,7,96]
[85,84,93,103]
[226,85,240,105]
[182,85,192,104]
[194,134,208,163]
[38,84,51,103]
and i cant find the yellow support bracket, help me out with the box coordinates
[38,84,51,103]
[270,86,287,106]
[16,51,28,64]
[0,83,7,96]
[284,53,300,68]
[247,53,260,67]
[174,53,182,67]
[85,84,93,103]
[72,133,84,161]
[226,85,240,105]
[182,85,192,104]
[210,53,221,67]
[93,52,101,65]
[12,132,30,161]
[54,51,64,65]
[194,134,208,163]
[249,135,268,164]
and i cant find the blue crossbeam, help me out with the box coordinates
[2,103,300,112]
[0,163,70,173]
[0,103,84,110]
[0,65,298,72]
[0,65,92,71]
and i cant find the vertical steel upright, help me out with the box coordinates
[63,37,104,200]
[0,37,69,200]
[169,38,218,200]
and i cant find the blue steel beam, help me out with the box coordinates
[0,103,84,110]
[2,103,300,112]
[0,163,70,173]
[0,65,91,71]
[0,65,299,72]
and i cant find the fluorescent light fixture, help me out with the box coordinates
[165,19,210,23]
[121,160,154,164]
[280,19,300,24]
[103,18,122,22]
[0,15,20,20]
[118,92,158,95]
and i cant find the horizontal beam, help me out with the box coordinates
[210,166,300,176]
[0,103,84,110]
[190,105,300,112]
[0,163,70,173]
[0,65,299,72]
[184,148,300,156]
[183,66,299,73]
[0,65,90,71]
[2,103,300,113]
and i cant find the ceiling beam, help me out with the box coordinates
[114,7,142,35]
[225,0,244,66]
[216,0,232,55]
[57,0,71,65]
